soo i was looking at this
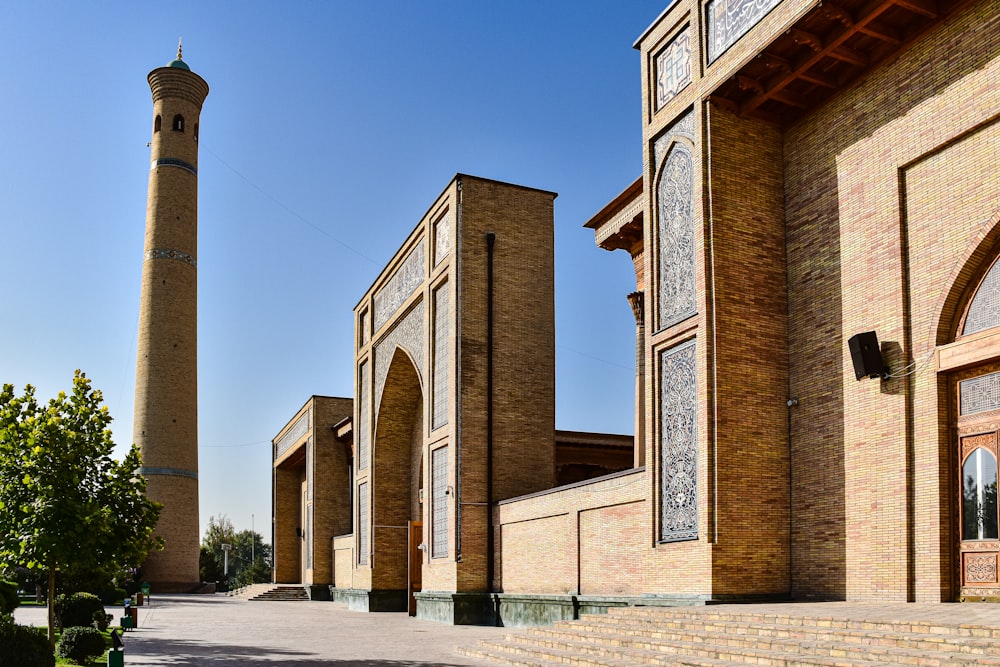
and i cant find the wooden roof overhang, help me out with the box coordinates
[707,0,976,124]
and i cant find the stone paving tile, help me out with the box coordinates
[14,597,1000,666]
[15,594,503,666]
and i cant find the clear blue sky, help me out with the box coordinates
[0,2,665,538]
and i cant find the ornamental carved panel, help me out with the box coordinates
[964,552,998,583]
[373,239,425,331]
[655,29,691,110]
[660,340,698,542]
[706,0,783,63]
[656,140,697,331]
[374,304,425,414]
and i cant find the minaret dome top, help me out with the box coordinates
[167,38,190,71]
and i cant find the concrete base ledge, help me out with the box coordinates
[336,588,791,626]
[331,587,406,612]
[493,592,792,627]
[415,592,495,625]
[306,585,331,601]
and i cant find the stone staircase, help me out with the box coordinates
[460,605,1000,666]
[229,584,311,601]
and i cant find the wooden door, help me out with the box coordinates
[407,520,423,616]
[956,367,1000,600]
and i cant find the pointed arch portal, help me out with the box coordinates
[370,347,424,598]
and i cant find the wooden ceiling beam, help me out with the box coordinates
[893,0,940,18]
[740,0,908,115]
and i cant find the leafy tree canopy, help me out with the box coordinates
[0,371,162,644]
[202,514,272,589]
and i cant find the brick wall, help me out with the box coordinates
[496,470,646,595]
[784,0,1000,601]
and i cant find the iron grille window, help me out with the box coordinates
[432,282,449,430]
[964,258,1000,335]
[358,361,369,470]
[961,371,1000,416]
[431,446,448,558]
[357,482,369,565]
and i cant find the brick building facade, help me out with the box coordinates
[272,0,1000,623]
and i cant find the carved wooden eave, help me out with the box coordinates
[707,0,976,125]
[584,177,645,255]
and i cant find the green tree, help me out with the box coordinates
[0,371,162,646]
[202,514,272,588]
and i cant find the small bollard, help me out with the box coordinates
[107,629,125,666]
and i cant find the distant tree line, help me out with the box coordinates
[200,514,272,590]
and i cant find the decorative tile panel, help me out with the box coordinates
[357,361,369,470]
[374,240,425,331]
[357,482,369,565]
[655,28,692,110]
[961,371,1000,415]
[275,408,310,460]
[706,0,783,63]
[964,259,1000,335]
[431,445,449,558]
[965,553,998,583]
[145,248,197,268]
[434,213,451,266]
[654,111,696,176]
[151,157,197,175]
[374,305,425,414]
[660,340,698,542]
[359,309,369,347]
[656,139,697,330]
[432,282,449,430]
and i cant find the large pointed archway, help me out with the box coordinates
[370,347,424,603]
[936,219,1000,600]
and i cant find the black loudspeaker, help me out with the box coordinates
[848,331,885,380]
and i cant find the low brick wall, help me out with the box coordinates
[496,468,646,596]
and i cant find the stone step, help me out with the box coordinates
[546,617,996,656]
[601,606,1000,638]
[461,607,1000,667]
[512,626,998,666]
[247,585,310,601]
[469,634,896,667]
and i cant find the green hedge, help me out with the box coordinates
[0,614,54,667]
[56,625,106,663]
[0,580,18,615]
[55,592,104,630]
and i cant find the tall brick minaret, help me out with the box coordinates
[133,42,209,592]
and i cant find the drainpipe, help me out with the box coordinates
[486,231,496,602]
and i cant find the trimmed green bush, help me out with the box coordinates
[0,580,18,614]
[99,586,128,605]
[55,592,104,630]
[56,625,106,663]
[0,614,54,667]
[93,609,113,631]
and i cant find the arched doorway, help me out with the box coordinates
[947,249,1000,600]
[371,347,424,607]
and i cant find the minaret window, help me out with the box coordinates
[154,115,162,133]
[173,114,185,132]
[194,123,199,142]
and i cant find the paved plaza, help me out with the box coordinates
[15,596,1000,665]
[14,595,502,666]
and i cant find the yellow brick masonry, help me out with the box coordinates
[784,0,1000,601]
[134,63,209,592]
